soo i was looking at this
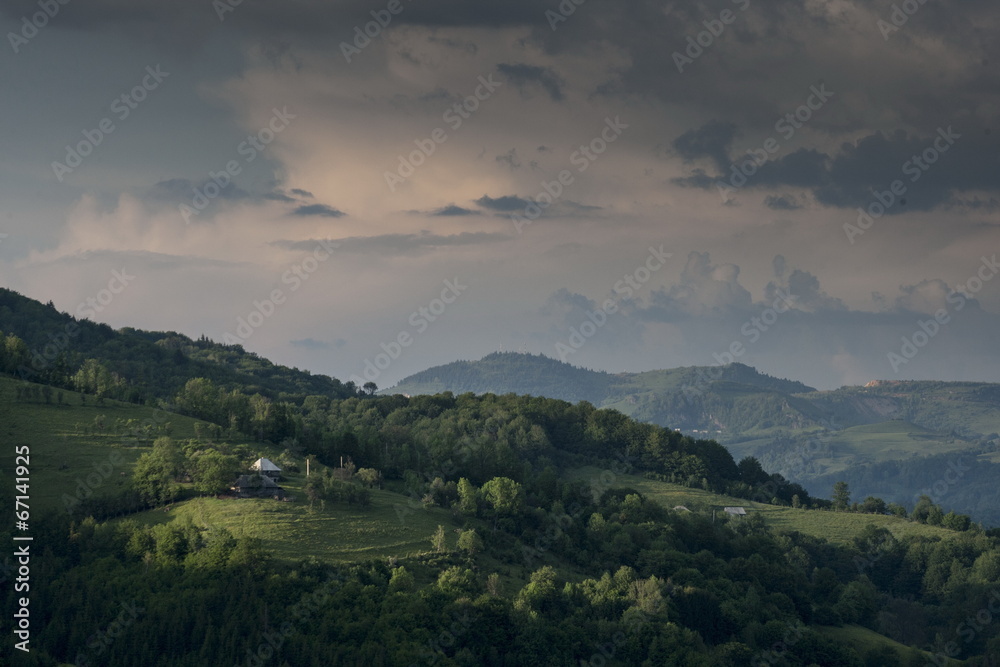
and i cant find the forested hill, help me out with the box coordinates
[387,352,813,405]
[385,352,619,403]
[0,287,356,403]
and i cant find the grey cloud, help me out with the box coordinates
[475,194,532,212]
[496,63,564,101]
[648,251,753,319]
[764,194,803,211]
[291,338,331,350]
[495,148,522,171]
[672,121,739,173]
[676,128,1000,213]
[292,204,346,218]
[431,205,482,217]
[273,231,512,256]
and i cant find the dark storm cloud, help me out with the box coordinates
[291,204,346,218]
[422,205,482,217]
[496,63,565,101]
[675,127,1000,213]
[474,194,532,212]
[671,121,739,173]
[764,194,803,211]
[0,0,546,34]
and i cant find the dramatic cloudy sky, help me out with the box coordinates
[2,0,998,390]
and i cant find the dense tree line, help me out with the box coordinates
[8,475,1000,666]
[0,288,358,406]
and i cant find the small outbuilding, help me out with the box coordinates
[724,506,747,517]
[250,457,282,480]
[232,473,285,500]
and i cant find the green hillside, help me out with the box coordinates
[387,353,1000,525]
[4,291,1000,665]
[0,376,201,515]
[567,466,958,546]
[0,286,357,404]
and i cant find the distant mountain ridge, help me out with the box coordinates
[388,352,1000,524]
[388,351,813,406]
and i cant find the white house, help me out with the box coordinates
[250,457,282,480]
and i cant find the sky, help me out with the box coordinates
[1,0,999,391]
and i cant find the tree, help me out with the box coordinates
[431,524,447,553]
[436,566,478,597]
[388,566,415,593]
[363,382,377,396]
[457,477,478,515]
[887,502,907,518]
[737,456,770,486]
[457,529,483,556]
[193,451,240,495]
[942,511,971,532]
[356,468,382,489]
[481,476,523,517]
[859,496,887,514]
[515,566,559,615]
[912,495,935,523]
[132,437,184,505]
[832,481,851,511]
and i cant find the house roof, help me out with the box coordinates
[233,474,282,489]
[251,457,281,472]
[724,506,747,515]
